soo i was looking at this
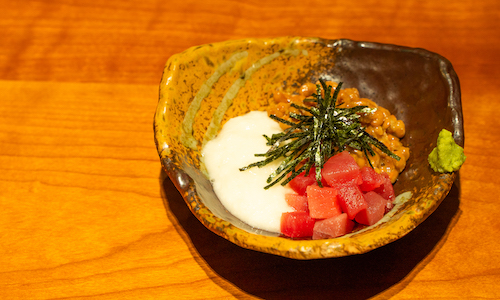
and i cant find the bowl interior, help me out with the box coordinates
[154,37,462,259]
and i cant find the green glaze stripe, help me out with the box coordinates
[202,48,302,146]
[181,51,249,149]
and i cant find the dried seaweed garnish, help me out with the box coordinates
[240,79,400,189]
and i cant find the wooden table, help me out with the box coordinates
[1,0,499,299]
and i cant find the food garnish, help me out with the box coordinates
[240,79,400,189]
[428,129,466,172]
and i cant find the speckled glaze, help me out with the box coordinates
[154,37,463,259]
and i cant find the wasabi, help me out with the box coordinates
[428,129,466,173]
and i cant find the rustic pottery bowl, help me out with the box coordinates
[154,37,463,260]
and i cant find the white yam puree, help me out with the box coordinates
[202,111,294,233]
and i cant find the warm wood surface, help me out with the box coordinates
[1,0,499,299]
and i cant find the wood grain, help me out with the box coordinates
[1,0,499,299]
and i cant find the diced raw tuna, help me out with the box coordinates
[359,166,385,192]
[280,151,399,240]
[312,213,354,239]
[280,211,315,238]
[285,193,308,212]
[289,167,325,195]
[385,201,395,214]
[334,183,367,220]
[355,191,387,225]
[321,151,362,186]
[306,185,342,219]
[374,172,395,202]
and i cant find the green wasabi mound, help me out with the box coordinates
[428,129,466,173]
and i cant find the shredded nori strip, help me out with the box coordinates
[240,79,400,189]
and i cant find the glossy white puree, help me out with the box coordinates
[202,111,294,233]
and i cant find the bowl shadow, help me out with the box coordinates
[160,169,461,299]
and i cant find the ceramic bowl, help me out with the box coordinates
[154,37,463,259]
